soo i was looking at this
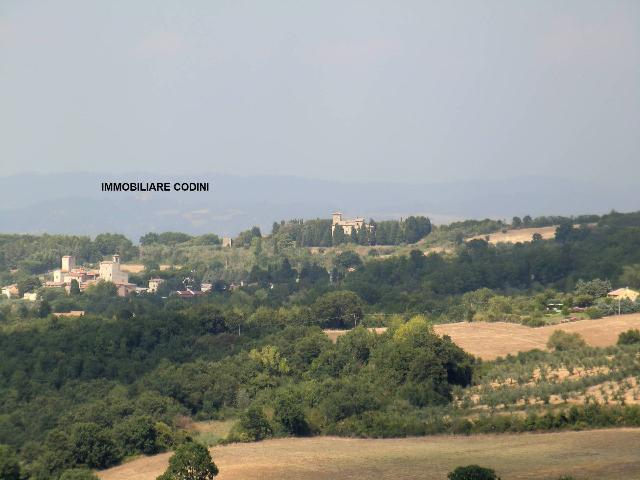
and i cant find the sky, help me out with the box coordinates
[1,1,639,185]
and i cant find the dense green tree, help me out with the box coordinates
[113,416,159,456]
[312,290,364,328]
[69,423,119,469]
[448,465,500,480]
[38,299,52,318]
[333,251,362,271]
[554,221,575,243]
[157,442,218,480]
[0,444,22,480]
[94,233,138,260]
[547,331,586,351]
[272,388,309,436]
[70,279,81,295]
[618,329,640,345]
[332,225,346,246]
[619,264,640,289]
[17,276,41,296]
[237,406,272,441]
[575,279,611,299]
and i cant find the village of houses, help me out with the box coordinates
[2,250,639,321]
[1,253,215,316]
[0,212,366,313]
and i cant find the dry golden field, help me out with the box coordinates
[98,429,640,480]
[434,313,640,360]
[466,226,558,244]
[325,314,640,360]
[120,264,179,273]
[323,327,388,343]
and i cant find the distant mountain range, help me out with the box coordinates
[0,173,636,240]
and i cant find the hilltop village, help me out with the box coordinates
[0,252,216,303]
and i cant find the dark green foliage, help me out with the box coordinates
[333,251,362,271]
[113,416,160,455]
[546,331,587,351]
[93,234,138,261]
[271,216,431,248]
[0,444,22,480]
[68,423,119,469]
[448,465,500,480]
[59,468,99,480]
[312,291,364,328]
[273,388,309,436]
[37,300,52,318]
[1,210,640,478]
[618,329,640,345]
[574,278,611,299]
[235,227,262,247]
[17,277,41,296]
[371,216,431,245]
[69,279,81,295]
[344,212,640,311]
[157,442,218,480]
[237,406,272,441]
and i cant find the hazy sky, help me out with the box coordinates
[1,1,638,184]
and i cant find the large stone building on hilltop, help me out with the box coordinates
[331,212,367,236]
[99,254,129,284]
[47,254,137,296]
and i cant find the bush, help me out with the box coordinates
[237,406,273,441]
[157,442,218,480]
[273,388,309,436]
[60,469,99,480]
[585,307,602,319]
[0,444,22,480]
[113,416,160,455]
[618,329,640,345]
[69,422,120,469]
[448,464,500,480]
[547,331,586,351]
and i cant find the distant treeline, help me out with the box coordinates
[271,215,432,248]
[0,233,138,274]
[510,213,601,229]
[344,211,640,311]
[140,231,222,246]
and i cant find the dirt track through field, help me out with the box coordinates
[98,428,640,480]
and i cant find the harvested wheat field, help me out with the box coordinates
[467,226,559,244]
[324,327,388,343]
[325,314,640,360]
[434,313,640,360]
[98,428,640,480]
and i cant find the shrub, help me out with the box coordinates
[237,406,273,441]
[59,469,99,480]
[448,464,500,480]
[585,307,602,319]
[0,444,22,480]
[113,416,160,455]
[157,442,218,480]
[547,331,586,351]
[273,388,309,436]
[618,329,640,345]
